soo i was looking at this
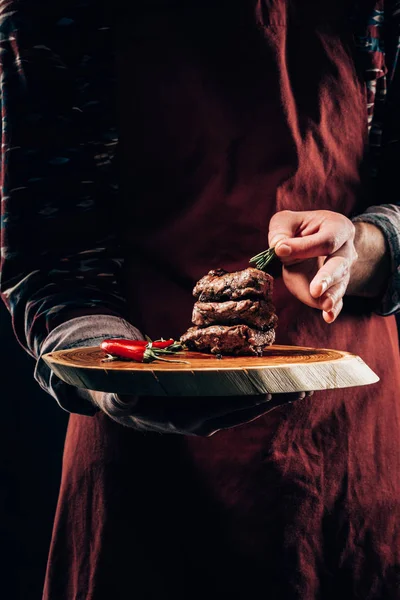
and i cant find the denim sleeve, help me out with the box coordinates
[352,205,400,316]
[35,315,144,416]
[0,2,127,361]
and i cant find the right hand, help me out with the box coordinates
[91,390,312,436]
[268,209,358,323]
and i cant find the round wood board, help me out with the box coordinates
[42,345,380,396]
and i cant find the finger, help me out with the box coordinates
[323,297,344,323]
[173,395,275,433]
[100,393,139,419]
[197,392,309,437]
[123,394,272,430]
[196,398,284,436]
[274,223,353,263]
[113,394,139,409]
[268,211,306,257]
[197,404,274,436]
[310,257,351,300]
[309,256,351,299]
[310,241,356,298]
[316,280,347,312]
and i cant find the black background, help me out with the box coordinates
[1,302,68,600]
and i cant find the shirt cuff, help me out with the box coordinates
[34,314,144,415]
[352,204,400,316]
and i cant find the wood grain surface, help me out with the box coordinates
[42,345,380,396]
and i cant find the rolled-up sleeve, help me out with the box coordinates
[35,315,143,416]
[352,206,400,315]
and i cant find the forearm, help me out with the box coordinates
[346,222,391,298]
[0,2,125,357]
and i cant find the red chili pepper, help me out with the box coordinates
[101,339,146,359]
[152,339,175,349]
[100,338,186,363]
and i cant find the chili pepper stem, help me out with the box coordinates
[145,355,190,365]
[143,347,189,364]
[101,354,120,362]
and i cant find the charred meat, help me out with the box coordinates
[181,324,276,356]
[193,268,273,302]
[181,267,277,356]
[192,299,277,330]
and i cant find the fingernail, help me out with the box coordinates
[326,310,335,322]
[275,242,292,256]
[320,280,328,294]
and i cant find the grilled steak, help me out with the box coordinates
[193,267,273,302]
[180,324,275,356]
[182,267,277,356]
[192,299,278,330]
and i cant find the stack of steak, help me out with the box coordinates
[180,268,277,356]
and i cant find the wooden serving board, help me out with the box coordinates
[42,345,379,396]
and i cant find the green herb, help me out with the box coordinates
[249,247,276,271]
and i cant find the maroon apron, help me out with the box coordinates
[44,3,400,599]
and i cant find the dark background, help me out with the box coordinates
[1,302,68,600]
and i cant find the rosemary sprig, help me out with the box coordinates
[249,247,276,272]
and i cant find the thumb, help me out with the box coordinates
[268,210,303,257]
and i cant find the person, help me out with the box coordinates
[1,1,400,598]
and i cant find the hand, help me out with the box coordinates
[93,390,313,436]
[268,210,358,323]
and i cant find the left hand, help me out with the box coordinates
[104,391,313,436]
[268,210,358,323]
